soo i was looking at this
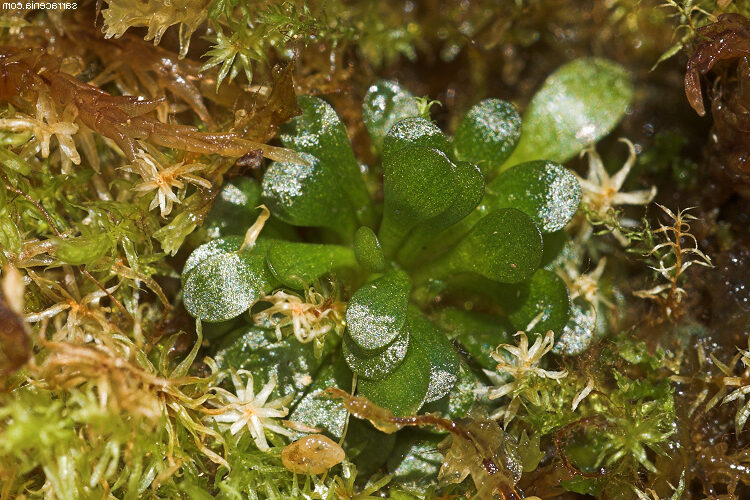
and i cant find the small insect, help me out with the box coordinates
[234,149,263,174]
[281,434,345,475]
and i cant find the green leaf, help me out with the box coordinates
[346,270,412,352]
[438,308,513,370]
[453,98,521,174]
[262,153,357,239]
[204,178,294,240]
[358,340,430,416]
[153,210,198,256]
[0,217,21,255]
[397,160,484,267]
[407,308,459,403]
[485,160,581,233]
[182,237,276,322]
[541,230,567,268]
[343,419,397,477]
[421,361,476,420]
[414,208,542,285]
[552,299,598,356]
[502,58,633,169]
[265,240,356,289]
[561,477,604,496]
[289,353,352,439]
[379,146,458,257]
[362,80,420,153]
[497,269,571,338]
[205,178,263,236]
[386,430,443,484]
[518,430,545,472]
[214,325,334,407]
[389,490,424,500]
[51,232,112,265]
[382,117,451,160]
[201,26,256,90]
[354,226,386,273]
[202,318,243,341]
[615,337,666,372]
[343,327,409,380]
[0,146,31,175]
[280,96,374,226]
[206,0,226,19]
[612,370,673,403]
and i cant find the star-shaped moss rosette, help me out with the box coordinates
[182,58,632,424]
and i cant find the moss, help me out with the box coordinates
[1,2,749,499]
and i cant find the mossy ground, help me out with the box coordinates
[1,1,750,499]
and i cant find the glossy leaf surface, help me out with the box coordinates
[397,160,484,266]
[262,153,356,238]
[453,98,521,174]
[289,353,352,439]
[415,208,542,284]
[265,240,356,289]
[485,160,581,233]
[502,58,633,168]
[421,362,476,420]
[182,237,276,322]
[362,80,419,153]
[500,269,571,338]
[205,178,294,240]
[439,308,514,370]
[379,146,458,256]
[354,226,386,272]
[346,270,412,352]
[382,117,451,159]
[407,308,459,403]
[342,328,409,380]
[358,340,430,416]
[214,325,333,406]
[279,95,373,225]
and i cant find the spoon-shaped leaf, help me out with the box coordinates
[413,208,542,285]
[397,161,484,266]
[265,240,357,289]
[204,178,295,240]
[182,237,277,322]
[346,270,412,352]
[438,308,514,371]
[342,328,409,380]
[541,230,567,268]
[345,420,398,476]
[453,98,522,174]
[363,80,420,153]
[358,340,430,416]
[408,308,459,403]
[262,152,357,239]
[495,269,571,338]
[553,298,599,356]
[290,353,353,439]
[379,146,458,257]
[485,160,581,233]
[386,431,444,481]
[214,325,335,407]
[421,362,477,420]
[280,96,374,226]
[383,117,452,160]
[502,58,633,169]
[354,226,386,273]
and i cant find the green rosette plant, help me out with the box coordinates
[182,57,631,432]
